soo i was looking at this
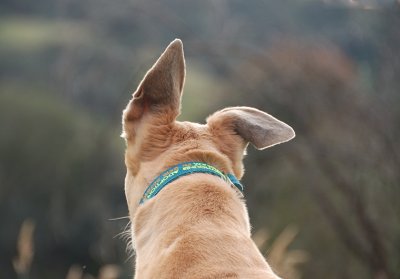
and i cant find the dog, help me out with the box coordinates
[121,39,295,279]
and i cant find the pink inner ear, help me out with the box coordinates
[134,87,145,99]
[124,89,150,122]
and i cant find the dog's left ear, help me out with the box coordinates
[207,106,295,150]
[123,39,185,136]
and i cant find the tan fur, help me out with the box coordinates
[122,39,295,279]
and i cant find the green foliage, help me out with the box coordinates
[0,88,127,278]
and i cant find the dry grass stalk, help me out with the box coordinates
[254,225,308,279]
[13,219,35,276]
[66,265,83,279]
[98,265,121,279]
[65,264,121,279]
[252,228,269,248]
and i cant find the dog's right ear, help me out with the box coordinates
[207,106,295,150]
[122,39,185,140]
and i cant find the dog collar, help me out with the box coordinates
[139,162,244,204]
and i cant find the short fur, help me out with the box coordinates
[122,39,295,279]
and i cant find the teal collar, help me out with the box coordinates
[139,161,244,204]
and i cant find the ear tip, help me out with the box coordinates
[279,124,296,144]
[287,126,296,140]
[160,39,184,66]
[171,38,183,46]
[167,39,184,53]
[255,124,295,150]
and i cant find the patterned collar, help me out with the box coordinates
[139,161,244,204]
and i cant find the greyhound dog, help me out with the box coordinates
[121,39,295,279]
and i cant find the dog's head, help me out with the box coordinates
[122,39,295,214]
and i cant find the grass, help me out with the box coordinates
[14,216,306,278]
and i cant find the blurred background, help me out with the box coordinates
[1,0,399,278]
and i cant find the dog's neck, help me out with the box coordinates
[132,173,252,270]
[125,148,235,217]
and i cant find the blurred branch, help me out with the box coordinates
[310,143,390,278]
[291,152,371,263]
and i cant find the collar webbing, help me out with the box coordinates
[139,161,244,204]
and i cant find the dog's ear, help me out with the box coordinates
[207,106,295,150]
[122,39,185,138]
